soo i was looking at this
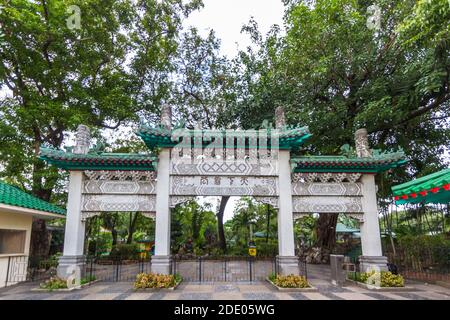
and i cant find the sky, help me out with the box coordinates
[183,0,285,58]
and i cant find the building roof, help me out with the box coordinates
[291,150,406,173]
[336,223,359,233]
[137,125,312,151]
[40,147,157,171]
[0,181,65,216]
[392,168,450,205]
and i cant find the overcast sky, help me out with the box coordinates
[184,0,285,58]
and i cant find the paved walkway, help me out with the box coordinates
[1,265,449,300]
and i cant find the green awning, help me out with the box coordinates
[392,169,450,205]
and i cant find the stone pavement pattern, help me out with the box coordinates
[1,264,449,300]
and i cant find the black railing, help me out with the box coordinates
[386,246,450,282]
[172,256,308,283]
[85,255,151,282]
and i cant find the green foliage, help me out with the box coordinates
[254,238,278,257]
[109,243,140,260]
[134,273,182,289]
[171,200,217,253]
[269,274,310,288]
[230,0,449,191]
[0,0,203,200]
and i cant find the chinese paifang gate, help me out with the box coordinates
[40,106,407,278]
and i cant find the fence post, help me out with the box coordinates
[249,257,253,282]
[224,258,227,282]
[89,257,94,285]
[198,257,202,283]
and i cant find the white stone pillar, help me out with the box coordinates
[57,171,86,279]
[359,174,388,271]
[57,125,90,280]
[277,150,299,275]
[151,148,172,274]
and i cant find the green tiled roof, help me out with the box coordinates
[392,168,450,205]
[137,126,312,150]
[0,182,65,216]
[291,151,407,173]
[40,147,157,171]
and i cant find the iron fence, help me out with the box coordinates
[386,246,450,283]
[172,256,308,283]
[85,256,151,282]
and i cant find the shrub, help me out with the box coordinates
[134,273,182,289]
[39,275,97,291]
[109,243,140,260]
[269,274,310,288]
[40,277,67,290]
[350,271,404,287]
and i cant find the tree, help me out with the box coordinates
[0,0,202,255]
[228,0,449,250]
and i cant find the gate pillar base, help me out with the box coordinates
[359,256,388,272]
[276,256,299,275]
[57,255,86,279]
[151,255,172,275]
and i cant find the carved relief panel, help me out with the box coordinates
[170,175,278,196]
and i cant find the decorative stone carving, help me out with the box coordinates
[82,195,156,212]
[169,196,195,208]
[355,128,372,158]
[170,176,278,196]
[160,104,172,130]
[83,180,156,194]
[254,197,279,208]
[81,211,102,221]
[342,213,365,223]
[275,106,286,128]
[73,125,91,154]
[292,182,362,196]
[84,170,156,181]
[292,196,363,213]
[170,159,278,176]
[292,172,362,183]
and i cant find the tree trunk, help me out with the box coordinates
[29,218,51,257]
[126,212,139,244]
[315,213,339,250]
[217,196,229,252]
[111,229,118,246]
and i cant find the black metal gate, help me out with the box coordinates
[172,256,308,283]
[85,256,152,282]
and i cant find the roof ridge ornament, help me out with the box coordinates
[354,128,372,158]
[275,106,286,129]
[73,124,91,155]
[160,104,172,130]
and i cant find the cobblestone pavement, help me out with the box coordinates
[1,264,449,300]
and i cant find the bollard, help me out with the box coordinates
[330,254,345,286]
